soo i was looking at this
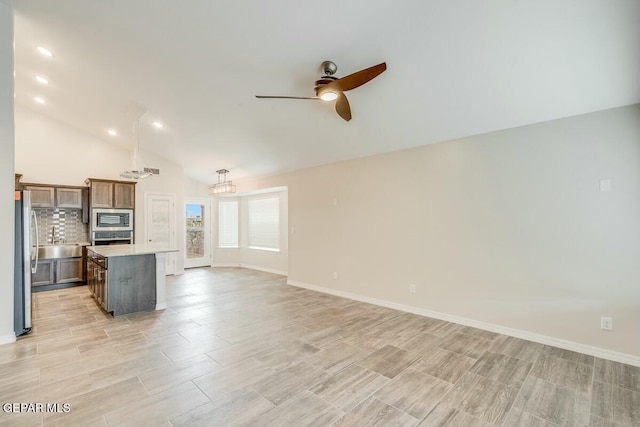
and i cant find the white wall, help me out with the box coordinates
[0,0,15,344]
[15,106,131,186]
[237,105,640,362]
[212,190,289,275]
[15,106,187,274]
[133,149,186,274]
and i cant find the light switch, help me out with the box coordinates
[599,179,611,193]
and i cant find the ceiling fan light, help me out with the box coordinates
[320,91,338,101]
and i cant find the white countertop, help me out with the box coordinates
[86,244,178,258]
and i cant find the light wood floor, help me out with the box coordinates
[0,268,638,426]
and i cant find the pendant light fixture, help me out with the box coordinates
[120,115,153,180]
[209,169,236,195]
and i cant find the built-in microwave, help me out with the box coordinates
[92,208,133,231]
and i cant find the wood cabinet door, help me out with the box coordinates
[32,260,55,286]
[114,183,135,209]
[24,186,55,208]
[87,260,94,294]
[91,181,113,208]
[56,188,83,209]
[56,258,83,283]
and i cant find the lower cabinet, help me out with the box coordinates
[32,260,55,286]
[56,258,83,283]
[87,252,155,316]
[32,257,84,287]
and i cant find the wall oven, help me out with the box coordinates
[91,208,134,245]
[92,208,133,231]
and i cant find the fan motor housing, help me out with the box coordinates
[321,60,337,76]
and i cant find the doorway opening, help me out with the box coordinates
[184,199,211,269]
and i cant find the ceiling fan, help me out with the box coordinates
[255,61,387,122]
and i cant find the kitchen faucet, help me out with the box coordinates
[51,226,56,244]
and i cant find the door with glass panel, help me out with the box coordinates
[184,199,211,268]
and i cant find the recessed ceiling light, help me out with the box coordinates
[107,129,118,136]
[37,46,53,57]
[34,96,45,104]
[35,75,48,85]
[152,121,164,129]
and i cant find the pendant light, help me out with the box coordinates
[209,169,236,195]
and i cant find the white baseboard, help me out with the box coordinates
[0,333,16,346]
[155,303,167,310]
[210,263,287,277]
[287,279,640,367]
[211,263,242,268]
[240,264,288,276]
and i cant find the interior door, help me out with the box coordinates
[145,193,176,275]
[184,199,211,269]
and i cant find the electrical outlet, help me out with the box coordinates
[409,284,416,293]
[332,272,338,280]
[601,317,613,331]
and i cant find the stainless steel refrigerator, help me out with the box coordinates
[14,190,38,336]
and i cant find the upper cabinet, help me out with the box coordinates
[90,181,113,208]
[24,186,55,208]
[86,179,136,209]
[23,185,85,210]
[56,188,83,209]
[114,183,135,209]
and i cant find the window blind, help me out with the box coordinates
[248,197,280,251]
[218,200,238,248]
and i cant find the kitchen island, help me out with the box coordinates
[86,244,177,316]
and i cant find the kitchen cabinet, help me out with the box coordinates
[114,183,135,209]
[32,257,84,287]
[24,186,55,208]
[56,258,83,283]
[23,184,86,209]
[91,261,107,309]
[87,179,136,209]
[86,248,155,316]
[89,181,113,208]
[32,259,55,286]
[56,188,83,209]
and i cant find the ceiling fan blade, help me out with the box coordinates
[255,95,319,100]
[335,92,352,122]
[326,62,387,93]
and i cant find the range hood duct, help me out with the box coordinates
[120,105,157,180]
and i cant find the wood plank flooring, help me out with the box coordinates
[0,267,638,426]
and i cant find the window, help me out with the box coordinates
[248,196,280,251]
[218,200,238,248]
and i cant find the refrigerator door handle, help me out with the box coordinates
[31,210,38,274]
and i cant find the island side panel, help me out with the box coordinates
[155,253,167,310]
[109,254,156,316]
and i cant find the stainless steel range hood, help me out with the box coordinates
[120,169,152,179]
[120,104,157,180]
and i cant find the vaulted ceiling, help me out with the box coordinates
[13,0,640,184]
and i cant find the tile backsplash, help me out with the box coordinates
[34,208,89,244]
